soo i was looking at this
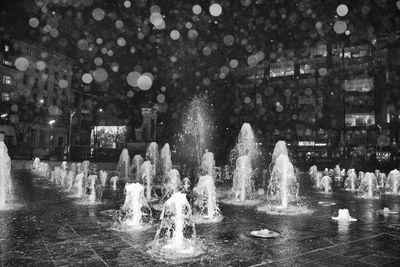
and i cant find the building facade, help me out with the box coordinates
[0,38,73,158]
[232,37,400,166]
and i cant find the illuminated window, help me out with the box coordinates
[1,92,10,101]
[2,75,12,85]
[4,45,9,52]
[310,44,327,57]
[269,60,294,77]
[3,59,12,66]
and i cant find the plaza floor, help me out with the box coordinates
[1,170,400,266]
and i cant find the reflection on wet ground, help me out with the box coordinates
[1,170,400,266]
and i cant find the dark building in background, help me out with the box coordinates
[232,36,400,168]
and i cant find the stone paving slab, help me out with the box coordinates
[1,170,400,266]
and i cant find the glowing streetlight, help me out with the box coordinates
[48,120,56,155]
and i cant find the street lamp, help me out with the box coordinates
[68,110,76,160]
[48,119,56,156]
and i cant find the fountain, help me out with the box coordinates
[132,155,144,181]
[117,148,131,181]
[147,192,203,262]
[69,172,85,198]
[257,141,309,215]
[344,169,358,191]
[193,175,222,223]
[160,143,172,177]
[375,170,387,188]
[178,95,213,172]
[0,138,13,210]
[358,172,381,198]
[265,153,298,209]
[386,169,400,194]
[270,140,288,166]
[358,171,365,184]
[334,165,342,185]
[230,156,256,204]
[140,161,157,202]
[110,176,119,190]
[32,157,40,170]
[82,161,90,182]
[331,209,357,222]
[59,165,68,188]
[200,150,215,178]
[112,182,152,231]
[99,170,108,187]
[146,142,159,181]
[163,169,182,200]
[377,207,399,215]
[309,165,323,189]
[65,164,76,192]
[182,177,191,193]
[86,175,100,204]
[320,175,332,193]
[231,123,259,168]
[51,166,61,184]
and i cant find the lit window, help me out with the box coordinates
[270,60,294,77]
[2,75,12,85]
[3,60,12,66]
[4,45,9,52]
[1,92,10,101]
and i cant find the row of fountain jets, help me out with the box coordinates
[1,123,399,261]
[309,164,400,197]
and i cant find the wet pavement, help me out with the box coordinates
[1,170,400,266]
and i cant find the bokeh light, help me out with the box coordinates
[334,20,347,34]
[137,75,153,90]
[192,5,202,15]
[127,71,141,87]
[170,30,180,40]
[29,17,40,28]
[336,4,348,17]
[92,8,105,21]
[93,67,108,83]
[15,57,29,71]
[82,73,93,84]
[209,3,222,17]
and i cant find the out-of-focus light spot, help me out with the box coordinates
[115,20,124,29]
[127,90,134,97]
[15,57,29,71]
[58,79,68,89]
[157,93,165,103]
[127,71,141,87]
[336,4,348,17]
[209,3,222,17]
[333,20,347,34]
[223,35,234,46]
[94,57,103,66]
[29,17,40,28]
[170,30,180,40]
[124,0,131,8]
[92,8,105,21]
[117,37,126,47]
[82,73,93,84]
[202,46,212,56]
[229,59,239,68]
[192,5,202,15]
[93,67,108,82]
[36,61,46,71]
[188,29,198,40]
[137,75,153,90]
